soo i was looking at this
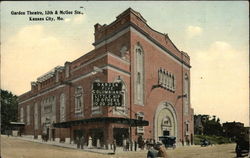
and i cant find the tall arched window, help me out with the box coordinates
[169,73,173,90]
[26,105,30,125]
[184,74,189,115]
[158,68,163,85]
[20,107,24,122]
[134,43,144,105]
[34,103,39,129]
[165,71,168,89]
[113,77,127,115]
[75,86,83,116]
[60,93,66,122]
[92,79,102,115]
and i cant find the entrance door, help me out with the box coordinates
[113,128,129,146]
[154,102,178,141]
[163,130,170,136]
[89,128,104,147]
[73,129,84,142]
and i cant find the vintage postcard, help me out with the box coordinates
[1,1,249,158]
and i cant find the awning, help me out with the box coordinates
[9,122,25,127]
[53,117,149,128]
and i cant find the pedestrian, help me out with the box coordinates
[76,136,80,149]
[126,139,129,151]
[147,143,158,158]
[80,136,84,149]
[155,142,168,158]
[113,139,116,154]
[138,135,143,149]
[142,139,145,150]
[146,139,150,149]
[123,138,126,151]
[134,140,137,151]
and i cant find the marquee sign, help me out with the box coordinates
[92,82,123,106]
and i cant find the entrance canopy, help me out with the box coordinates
[9,122,25,127]
[53,117,149,128]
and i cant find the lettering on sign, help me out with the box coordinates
[92,82,123,106]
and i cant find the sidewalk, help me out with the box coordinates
[11,135,141,155]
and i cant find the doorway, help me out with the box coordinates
[113,128,129,146]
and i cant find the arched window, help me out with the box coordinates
[92,79,102,115]
[34,103,39,129]
[26,105,30,125]
[162,117,172,127]
[169,73,173,90]
[184,74,189,115]
[134,43,144,105]
[75,86,83,116]
[20,107,24,122]
[113,77,127,115]
[60,93,66,122]
[158,68,163,85]
[165,71,168,89]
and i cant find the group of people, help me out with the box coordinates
[138,138,157,150]
[147,142,168,158]
[75,136,85,149]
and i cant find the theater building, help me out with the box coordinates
[18,8,194,147]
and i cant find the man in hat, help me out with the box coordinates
[147,143,158,158]
[155,142,168,158]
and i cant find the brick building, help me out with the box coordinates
[18,8,194,147]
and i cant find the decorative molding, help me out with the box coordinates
[154,101,178,141]
[72,52,130,72]
[158,68,176,92]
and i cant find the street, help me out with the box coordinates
[1,135,240,158]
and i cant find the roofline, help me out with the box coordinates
[93,23,191,68]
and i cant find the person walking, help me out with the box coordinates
[113,139,117,154]
[126,139,129,151]
[134,140,137,151]
[123,138,126,151]
[76,136,80,149]
[80,136,84,149]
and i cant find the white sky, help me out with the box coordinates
[1,1,249,125]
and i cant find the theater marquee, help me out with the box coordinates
[92,82,123,106]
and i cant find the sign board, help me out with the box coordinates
[92,82,123,106]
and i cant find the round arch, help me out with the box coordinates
[154,101,178,141]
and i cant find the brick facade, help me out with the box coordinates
[18,8,194,147]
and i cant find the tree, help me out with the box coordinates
[1,89,18,134]
[194,114,223,136]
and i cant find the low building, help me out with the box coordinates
[223,121,245,139]
[18,8,194,147]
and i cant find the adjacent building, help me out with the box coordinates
[18,8,194,147]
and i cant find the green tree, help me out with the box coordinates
[1,89,18,134]
[194,114,223,136]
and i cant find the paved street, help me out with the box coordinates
[1,135,241,158]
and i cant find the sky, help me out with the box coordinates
[1,1,249,125]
